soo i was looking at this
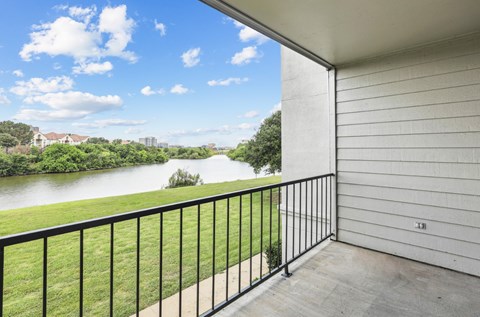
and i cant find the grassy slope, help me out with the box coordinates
[1,176,281,317]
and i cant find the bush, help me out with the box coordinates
[264,241,282,271]
[167,168,203,188]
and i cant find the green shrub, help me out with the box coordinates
[264,240,282,270]
[167,168,203,188]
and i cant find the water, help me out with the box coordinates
[0,155,266,211]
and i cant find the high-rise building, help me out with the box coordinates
[139,136,158,147]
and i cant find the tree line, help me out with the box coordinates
[0,120,215,177]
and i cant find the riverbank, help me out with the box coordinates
[1,176,281,317]
[0,175,280,235]
[0,155,267,210]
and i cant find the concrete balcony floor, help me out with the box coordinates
[217,241,480,317]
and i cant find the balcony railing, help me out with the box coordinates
[0,173,334,317]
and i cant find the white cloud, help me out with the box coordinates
[72,61,113,75]
[68,5,96,23]
[181,47,201,68]
[231,46,261,65]
[140,85,165,96]
[12,70,24,77]
[19,5,136,73]
[10,76,74,96]
[170,84,189,95]
[238,110,259,118]
[271,102,281,113]
[207,77,248,87]
[168,123,256,137]
[16,91,122,121]
[0,88,11,105]
[125,127,143,134]
[73,118,146,128]
[230,19,269,45]
[154,20,166,36]
[98,5,136,62]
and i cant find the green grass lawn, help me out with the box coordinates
[1,176,282,317]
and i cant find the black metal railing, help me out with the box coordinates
[0,173,334,317]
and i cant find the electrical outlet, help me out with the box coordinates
[414,222,426,229]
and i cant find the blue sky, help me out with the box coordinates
[0,0,280,146]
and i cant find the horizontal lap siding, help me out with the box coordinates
[336,34,480,276]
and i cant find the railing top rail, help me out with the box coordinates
[0,173,334,247]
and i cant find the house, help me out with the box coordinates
[32,132,89,148]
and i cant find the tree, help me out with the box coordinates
[86,137,109,144]
[0,121,33,145]
[0,133,19,153]
[244,111,281,174]
[166,168,203,188]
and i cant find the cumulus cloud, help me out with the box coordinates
[238,110,259,118]
[68,5,97,23]
[140,85,165,96]
[72,61,113,75]
[181,47,201,68]
[0,88,11,105]
[231,46,261,65]
[170,84,189,95]
[207,77,248,87]
[230,19,269,45]
[12,70,24,77]
[15,91,122,121]
[10,76,74,96]
[73,118,146,128]
[154,20,166,36]
[19,5,136,73]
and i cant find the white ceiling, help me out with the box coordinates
[209,0,480,66]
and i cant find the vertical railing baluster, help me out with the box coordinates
[196,204,201,317]
[238,196,242,293]
[80,230,84,317]
[330,176,333,236]
[1,245,5,317]
[179,208,183,317]
[269,188,273,274]
[226,199,230,301]
[43,237,47,317]
[292,184,295,259]
[110,223,114,317]
[136,218,140,316]
[299,182,302,255]
[310,180,313,248]
[324,178,327,239]
[249,193,253,286]
[305,182,308,251]
[159,213,163,317]
[282,186,291,277]
[316,179,319,243]
[277,187,281,270]
[212,201,216,310]
[321,178,324,240]
[260,191,263,278]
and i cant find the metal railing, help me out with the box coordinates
[0,173,334,317]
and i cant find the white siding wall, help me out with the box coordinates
[336,34,480,276]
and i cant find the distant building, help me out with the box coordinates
[169,144,184,148]
[158,142,168,148]
[121,140,132,145]
[32,132,89,148]
[207,143,216,149]
[139,137,157,147]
